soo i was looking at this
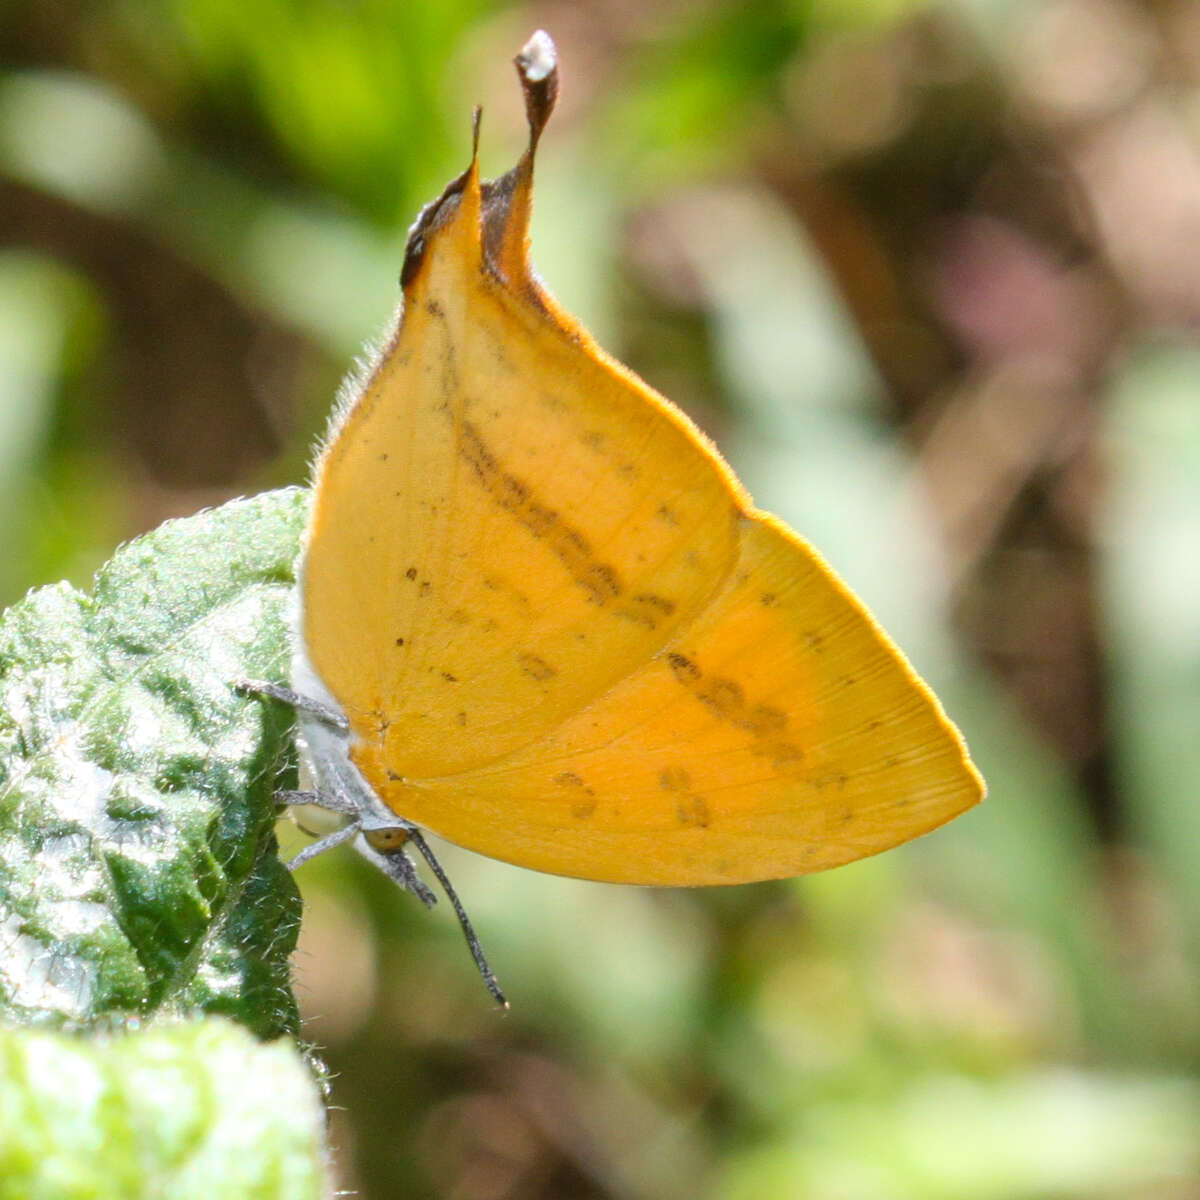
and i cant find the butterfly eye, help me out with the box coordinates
[363,828,411,853]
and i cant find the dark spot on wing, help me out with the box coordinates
[664,652,807,767]
[635,593,676,615]
[658,764,710,827]
[561,527,590,558]
[698,677,744,718]
[524,503,556,537]
[500,475,528,506]
[517,652,557,682]
[615,592,677,629]
[405,567,418,581]
[742,705,787,735]
[580,562,621,604]
[666,652,700,683]
[766,742,804,766]
[658,766,691,791]
[554,771,597,819]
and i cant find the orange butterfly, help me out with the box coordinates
[249,31,983,1004]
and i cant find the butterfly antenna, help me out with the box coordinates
[407,830,508,1009]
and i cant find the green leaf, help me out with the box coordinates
[0,488,309,1038]
[0,1017,327,1199]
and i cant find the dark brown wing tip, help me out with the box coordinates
[399,109,483,290]
[514,29,559,146]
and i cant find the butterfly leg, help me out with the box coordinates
[234,680,349,731]
[273,788,363,868]
[275,787,362,817]
[285,819,362,870]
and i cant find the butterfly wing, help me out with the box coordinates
[366,517,983,884]
[302,163,747,780]
[299,36,983,885]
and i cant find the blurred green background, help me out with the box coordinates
[3,1,1200,1196]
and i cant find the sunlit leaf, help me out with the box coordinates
[0,488,307,1036]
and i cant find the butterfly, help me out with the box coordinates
[248,30,983,1005]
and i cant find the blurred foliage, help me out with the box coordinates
[0,1018,326,1199]
[3,1,1200,1198]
